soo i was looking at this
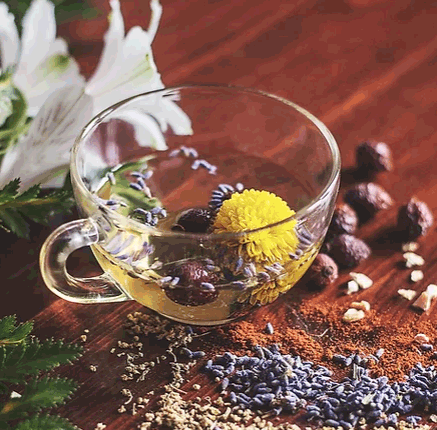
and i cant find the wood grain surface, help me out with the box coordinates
[2,0,437,428]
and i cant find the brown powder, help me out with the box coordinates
[203,297,437,382]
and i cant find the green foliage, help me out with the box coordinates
[0,316,82,429]
[0,179,74,239]
[0,338,83,383]
[0,73,28,154]
[14,414,79,430]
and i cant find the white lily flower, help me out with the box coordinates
[0,0,192,192]
[86,0,192,149]
[0,85,93,190]
[0,0,84,116]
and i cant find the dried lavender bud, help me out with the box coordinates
[344,182,393,218]
[165,260,219,306]
[328,203,359,237]
[397,197,434,240]
[356,140,393,172]
[330,234,371,268]
[172,208,213,233]
[307,253,338,288]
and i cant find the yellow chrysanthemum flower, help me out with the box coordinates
[213,189,298,263]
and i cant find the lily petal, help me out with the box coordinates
[111,108,167,150]
[147,0,163,43]
[86,0,124,93]
[14,38,84,116]
[89,26,163,114]
[0,3,20,69]
[0,84,93,190]
[15,0,56,77]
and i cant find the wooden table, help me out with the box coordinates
[2,0,437,428]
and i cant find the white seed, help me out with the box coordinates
[402,242,419,252]
[350,272,373,289]
[430,414,437,423]
[94,424,107,430]
[350,300,371,312]
[403,252,425,268]
[410,270,424,282]
[414,333,430,343]
[412,291,431,311]
[343,308,366,322]
[347,280,360,295]
[192,384,201,390]
[398,289,417,301]
[10,391,21,399]
[80,334,87,342]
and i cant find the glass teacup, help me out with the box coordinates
[40,85,340,325]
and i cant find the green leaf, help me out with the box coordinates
[0,317,17,340]
[0,317,33,345]
[0,338,83,383]
[13,414,80,430]
[0,377,78,421]
[0,180,74,239]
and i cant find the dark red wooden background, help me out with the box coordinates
[1,0,437,428]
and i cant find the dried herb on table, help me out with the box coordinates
[0,315,83,430]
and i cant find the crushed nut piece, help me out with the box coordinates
[350,272,373,289]
[343,308,366,322]
[398,289,417,301]
[84,329,90,333]
[192,384,201,390]
[403,252,425,268]
[430,414,437,423]
[94,424,106,430]
[80,335,87,342]
[427,283,437,299]
[402,242,419,252]
[411,270,424,282]
[118,405,126,413]
[89,365,97,372]
[347,280,360,295]
[413,291,432,311]
[350,300,371,312]
[414,333,430,343]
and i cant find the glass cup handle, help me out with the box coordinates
[39,218,131,304]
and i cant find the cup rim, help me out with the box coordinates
[71,84,341,239]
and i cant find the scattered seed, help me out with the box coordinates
[420,344,433,352]
[414,333,430,343]
[402,242,419,252]
[80,335,87,342]
[89,365,97,372]
[192,384,201,390]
